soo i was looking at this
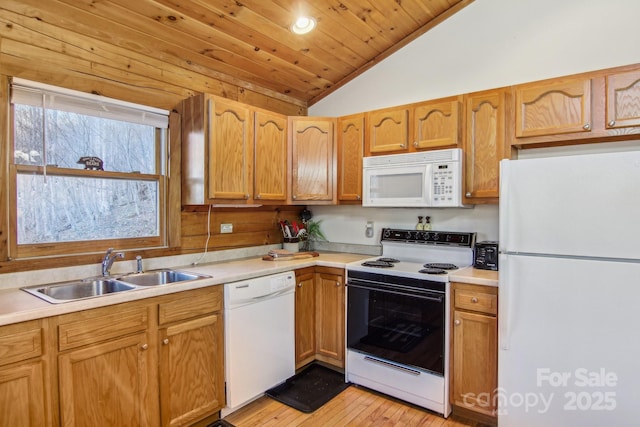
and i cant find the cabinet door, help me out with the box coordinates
[208,97,253,200]
[58,332,156,427]
[315,271,345,366]
[0,362,46,427]
[295,269,316,367]
[463,89,507,203]
[452,310,497,417]
[159,314,224,427]
[413,98,461,150]
[289,117,335,203]
[254,110,287,201]
[366,107,410,154]
[606,69,640,129]
[337,113,364,202]
[515,78,592,138]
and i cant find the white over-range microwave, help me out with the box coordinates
[362,148,467,208]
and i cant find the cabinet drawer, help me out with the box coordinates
[0,320,43,366]
[158,286,222,326]
[454,284,498,315]
[58,305,149,351]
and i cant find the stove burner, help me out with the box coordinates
[361,260,394,268]
[419,268,447,275]
[377,257,400,263]
[423,262,458,270]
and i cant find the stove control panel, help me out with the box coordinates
[381,228,476,248]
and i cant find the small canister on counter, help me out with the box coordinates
[474,241,499,271]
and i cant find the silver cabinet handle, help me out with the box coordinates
[471,297,479,303]
[245,194,249,199]
[256,194,262,199]
[454,319,461,326]
[163,338,169,345]
[141,343,149,350]
[356,195,361,200]
[292,195,297,200]
[336,282,341,287]
[413,141,418,147]
[465,192,471,197]
[297,282,302,287]
[608,120,616,127]
[400,143,406,148]
[583,123,591,130]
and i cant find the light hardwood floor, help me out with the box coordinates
[223,385,492,427]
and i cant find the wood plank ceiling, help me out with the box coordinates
[2,0,474,107]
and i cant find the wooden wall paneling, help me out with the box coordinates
[96,0,331,95]
[167,111,181,248]
[180,207,303,252]
[0,74,8,262]
[0,0,302,111]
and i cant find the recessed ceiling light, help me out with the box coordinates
[291,16,316,34]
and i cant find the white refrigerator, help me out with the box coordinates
[498,151,640,427]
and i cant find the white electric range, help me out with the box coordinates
[345,228,476,417]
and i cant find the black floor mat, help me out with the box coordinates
[265,363,351,413]
[207,420,235,427]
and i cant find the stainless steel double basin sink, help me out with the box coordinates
[22,269,211,304]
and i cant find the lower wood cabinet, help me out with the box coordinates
[0,319,48,427]
[294,267,345,369]
[451,282,498,422]
[0,286,225,427]
[158,289,224,427]
[295,267,316,367]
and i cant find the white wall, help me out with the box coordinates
[310,0,640,117]
[307,0,640,246]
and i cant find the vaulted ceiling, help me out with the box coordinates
[2,0,474,107]
[89,0,473,105]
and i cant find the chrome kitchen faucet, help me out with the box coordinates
[102,248,124,277]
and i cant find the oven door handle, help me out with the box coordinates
[347,282,444,303]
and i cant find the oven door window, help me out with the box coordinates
[347,281,445,375]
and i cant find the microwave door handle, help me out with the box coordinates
[424,163,433,205]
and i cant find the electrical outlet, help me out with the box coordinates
[220,223,233,233]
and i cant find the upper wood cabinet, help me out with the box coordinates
[413,97,462,150]
[289,117,336,204]
[182,95,289,205]
[365,106,410,154]
[514,77,592,139]
[512,66,640,147]
[254,110,288,202]
[463,88,509,204]
[605,69,640,129]
[181,94,254,204]
[337,113,364,203]
[208,98,253,201]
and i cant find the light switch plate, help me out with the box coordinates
[220,223,233,233]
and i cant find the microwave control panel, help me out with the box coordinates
[430,162,459,206]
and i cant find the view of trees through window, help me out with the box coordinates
[13,104,162,245]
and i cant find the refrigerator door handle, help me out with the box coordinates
[498,160,510,252]
[498,254,511,350]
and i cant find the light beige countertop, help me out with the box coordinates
[449,266,499,287]
[0,252,370,327]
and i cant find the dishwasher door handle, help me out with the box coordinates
[251,287,292,300]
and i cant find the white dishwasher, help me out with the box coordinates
[222,270,295,416]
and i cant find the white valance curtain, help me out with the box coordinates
[10,77,169,128]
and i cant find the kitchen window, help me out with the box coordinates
[9,78,169,258]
